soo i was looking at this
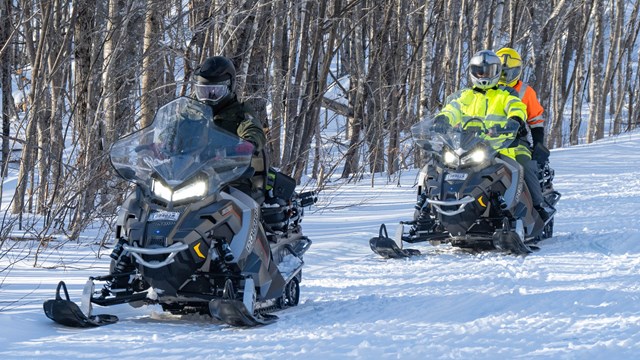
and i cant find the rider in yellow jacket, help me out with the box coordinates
[435,50,549,222]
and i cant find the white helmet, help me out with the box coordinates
[468,50,502,90]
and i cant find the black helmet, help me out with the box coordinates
[193,56,236,106]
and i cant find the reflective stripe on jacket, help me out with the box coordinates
[514,81,544,129]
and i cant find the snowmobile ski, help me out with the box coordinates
[43,281,118,327]
[369,224,421,259]
[491,218,533,255]
[209,299,278,327]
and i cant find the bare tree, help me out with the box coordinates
[0,0,14,177]
[341,0,366,179]
[587,0,605,143]
[12,1,53,217]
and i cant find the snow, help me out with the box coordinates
[2,131,640,359]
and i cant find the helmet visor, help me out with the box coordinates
[501,66,521,84]
[194,83,230,103]
[470,63,500,79]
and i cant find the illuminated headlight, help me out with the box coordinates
[151,179,207,203]
[173,180,207,202]
[152,179,173,202]
[443,151,458,166]
[462,149,487,165]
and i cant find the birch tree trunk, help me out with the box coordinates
[624,2,640,133]
[140,0,162,128]
[570,54,586,145]
[267,0,287,167]
[281,1,310,174]
[587,0,605,143]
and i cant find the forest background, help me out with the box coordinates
[0,0,636,243]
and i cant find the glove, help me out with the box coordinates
[531,142,550,166]
[235,141,255,155]
[509,116,528,138]
[487,124,503,137]
[531,127,545,146]
[432,115,451,133]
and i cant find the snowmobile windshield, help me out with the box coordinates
[109,97,254,196]
[411,108,520,155]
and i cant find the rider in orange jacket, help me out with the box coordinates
[496,47,545,150]
[496,47,550,222]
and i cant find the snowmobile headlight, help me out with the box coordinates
[461,148,487,165]
[173,180,207,202]
[443,150,458,167]
[152,179,173,202]
[151,179,207,203]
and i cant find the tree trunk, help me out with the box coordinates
[587,0,605,143]
[13,2,53,215]
[267,0,287,167]
[341,1,366,179]
[140,0,163,128]
[0,0,13,176]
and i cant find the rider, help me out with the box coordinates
[495,47,546,153]
[193,55,268,199]
[434,50,550,222]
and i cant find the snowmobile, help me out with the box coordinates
[370,106,560,258]
[44,97,316,327]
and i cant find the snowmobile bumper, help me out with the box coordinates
[123,242,189,269]
[427,196,475,216]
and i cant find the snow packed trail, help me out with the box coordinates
[1,132,640,359]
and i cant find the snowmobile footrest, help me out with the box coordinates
[43,281,118,327]
[209,299,278,327]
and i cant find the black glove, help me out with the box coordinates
[531,142,550,166]
[432,115,451,133]
[531,127,545,146]
[509,116,528,138]
[487,124,503,137]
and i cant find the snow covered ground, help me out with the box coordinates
[2,131,640,359]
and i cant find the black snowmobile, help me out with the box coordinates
[370,106,560,258]
[44,97,316,327]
